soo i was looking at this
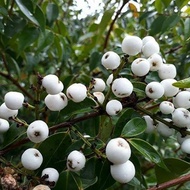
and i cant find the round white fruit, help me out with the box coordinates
[42,74,64,95]
[21,148,43,170]
[41,167,59,184]
[172,108,190,128]
[33,185,50,190]
[67,150,86,171]
[66,83,87,102]
[110,160,135,183]
[101,51,121,70]
[174,91,190,109]
[181,138,190,154]
[91,78,106,92]
[131,58,150,76]
[0,118,10,133]
[106,100,123,116]
[4,91,24,110]
[159,101,174,114]
[45,93,68,111]
[111,78,133,98]
[106,74,113,86]
[93,92,105,104]
[142,36,156,45]
[145,82,164,99]
[143,115,156,133]
[142,40,160,57]
[160,79,179,97]
[0,103,18,120]
[121,35,142,56]
[27,120,49,143]
[148,53,163,71]
[156,118,175,137]
[158,64,177,80]
[105,137,131,164]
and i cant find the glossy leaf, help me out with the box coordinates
[155,158,190,183]
[184,18,190,40]
[172,77,190,88]
[46,3,59,26]
[150,15,166,35]
[121,117,146,137]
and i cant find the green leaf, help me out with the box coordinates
[155,0,163,13]
[89,51,102,71]
[161,14,180,32]
[129,138,165,168]
[172,77,190,88]
[184,18,190,40]
[155,158,190,183]
[121,117,146,138]
[33,5,45,31]
[150,15,166,35]
[0,7,8,16]
[161,0,172,8]
[175,0,190,9]
[46,3,59,26]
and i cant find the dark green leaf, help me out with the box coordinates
[129,138,165,168]
[155,158,190,183]
[175,0,189,9]
[89,51,102,71]
[0,7,8,16]
[172,77,190,88]
[46,3,59,26]
[184,18,190,40]
[121,117,146,137]
[150,15,166,35]
[161,0,172,8]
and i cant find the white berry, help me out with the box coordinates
[158,64,177,80]
[111,78,133,98]
[131,58,150,76]
[160,79,179,97]
[145,82,164,99]
[0,103,18,120]
[142,36,156,45]
[106,137,131,164]
[66,83,87,102]
[106,100,123,116]
[174,91,190,109]
[181,138,190,154]
[148,53,163,71]
[110,160,135,183]
[0,118,10,133]
[67,150,86,171]
[176,132,190,144]
[21,148,43,170]
[121,35,143,56]
[27,120,49,143]
[45,93,68,111]
[33,185,50,190]
[159,101,174,114]
[41,167,59,184]
[93,92,105,104]
[42,74,64,95]
[143,115,156,133]
[91,78,106,92]
[101,51,121,70]
[4,91,24,110]
[106,74,113,86]
[142,40,160,57]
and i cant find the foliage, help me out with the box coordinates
[0,0,190,189]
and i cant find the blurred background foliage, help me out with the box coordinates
[0,0,190,189]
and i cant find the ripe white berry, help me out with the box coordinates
[158,64,177,80]
[143,115,156,133]
[41,167,59,184]
[176,132,190,144]
[27,120,49,143]
[111,78,133,98]
[160,79,179,97]
[45,93,68,111]
[93,92,105,104]
[90,78,106,92]
[0,103,18,120]
[159,101,174,114]
[142,36,156,45]
[145,82,164,99]
[4,91,24,110]
[156,118,175,137]
[181,138,190,154]
[67,150,86,171]
[172,108,190,128]
[121,35,143,56]
[110,160,135,183]
[33,185,50,190]
[106,137,131,164]
[66,83,87,102]
[174,91,190,109]
[106,74,113,86]
[101,51,121,70]
[21,148,43,170]
[148,53,163,71]
[131,58,150,76]
[106,100,123,116]
[42,74,64,95]
[142,40,160,57]
[0,118,10,133]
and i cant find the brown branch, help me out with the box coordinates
[103,0,129,51]
[148,173,190,190]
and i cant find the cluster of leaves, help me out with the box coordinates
[0,0,190,189]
